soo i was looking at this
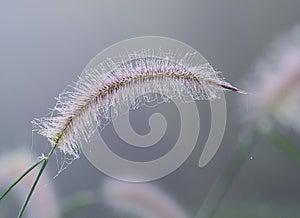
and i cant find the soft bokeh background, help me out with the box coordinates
[1,1,300,217]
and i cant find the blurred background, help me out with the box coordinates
[1,1,300,217]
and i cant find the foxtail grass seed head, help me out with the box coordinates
[247,24,300,131]
[33,38,244,159]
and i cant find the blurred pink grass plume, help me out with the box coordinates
[103,179,187,218]
[246,24,300,131]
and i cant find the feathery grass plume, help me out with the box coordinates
[103,180,187,218]
[246,24,300,132]
[33,49,244,158]
[0,149,59,218]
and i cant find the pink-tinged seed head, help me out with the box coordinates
[33,49,243,158]
[247,24,300,131]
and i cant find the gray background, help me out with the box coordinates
[1,1,300,217]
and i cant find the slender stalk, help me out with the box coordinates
[263,128,300,168]
[196,127,257,218]
[195,124,300,218]
[17,145,57,218]
[0,158,45,201]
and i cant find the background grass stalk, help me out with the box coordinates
[196,127,257,218]
[263,129,300,168]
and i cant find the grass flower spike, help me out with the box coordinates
[248,24,300,131]
[1,37,244,217]
[33,49,244,158]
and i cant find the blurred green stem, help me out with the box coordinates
[196,127,258,218]
[196,124,300,218]
[263,128,300,168]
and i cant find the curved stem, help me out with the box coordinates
[0,157,45,201]
[17,145,57,218]
[196,127,258,218]
[196,125,300,218]
[263,128,300,168]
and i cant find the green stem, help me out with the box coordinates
[17,145,57,218]
[0,157,45,201]
[263,128,300,168]
[195,125,300,218]
[196,128,257,218]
